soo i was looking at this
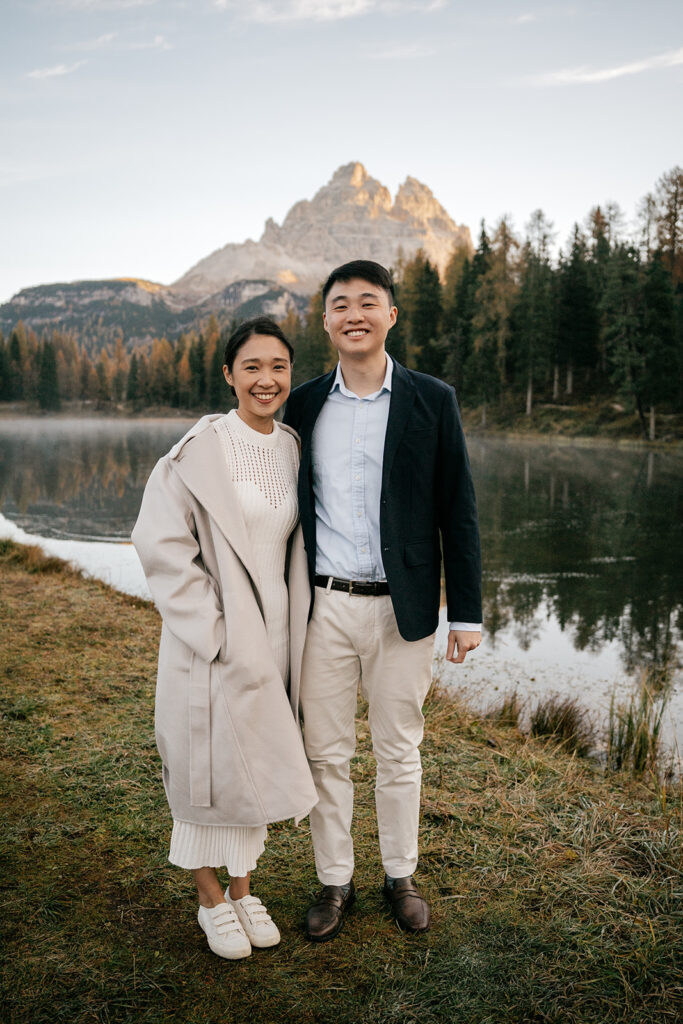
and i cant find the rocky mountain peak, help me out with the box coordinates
[330,161,370,187]
[168,163,472,303]
[394,176,457,230]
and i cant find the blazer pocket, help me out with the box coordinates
[405,427,436,438]
[404,541,434,567]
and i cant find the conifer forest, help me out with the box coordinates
[1,167,681,440]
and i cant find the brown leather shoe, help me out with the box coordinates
[304,881,355,942]
[383,876,430,932]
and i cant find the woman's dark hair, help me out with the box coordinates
[222,316,294,395]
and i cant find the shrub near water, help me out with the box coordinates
[607,678,669,776]
[529,694,596,758]
[1,540,682,1024]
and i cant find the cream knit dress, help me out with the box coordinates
[168,409,299,875]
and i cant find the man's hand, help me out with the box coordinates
[446,630,481,664]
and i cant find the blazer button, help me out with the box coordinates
[383,546,390,552]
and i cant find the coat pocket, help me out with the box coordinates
[404,541,434,567]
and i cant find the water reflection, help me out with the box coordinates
[467,438,682,685]
[0,418,192,540]
[0,420,681,694]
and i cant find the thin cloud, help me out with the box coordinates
[61,1,158,9]
[128,34,172,50]
[26,60,86,79]
[369,42,435,59]
[215,0,445,22]
[531,45,683,85]
[71,32,118,50]
[511,13,536,24]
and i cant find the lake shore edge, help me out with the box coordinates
[1,399,682,448]
[2,538,681,1023]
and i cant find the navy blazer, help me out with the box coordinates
[283,360,482,642]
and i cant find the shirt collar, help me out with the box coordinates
[331,355,393,400]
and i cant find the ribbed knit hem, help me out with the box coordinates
[168,821,267,875]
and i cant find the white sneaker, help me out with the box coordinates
[197,902,251,960]
[225,892,281,949]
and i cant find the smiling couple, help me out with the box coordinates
[132,259,482,960]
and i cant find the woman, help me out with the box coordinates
[132,317,317,960]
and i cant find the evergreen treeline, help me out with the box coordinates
[1,167,680,439]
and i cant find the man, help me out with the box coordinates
[283,259,481,941]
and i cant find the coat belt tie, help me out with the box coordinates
[189,654,212,807]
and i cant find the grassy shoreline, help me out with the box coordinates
[1,540,681,1023]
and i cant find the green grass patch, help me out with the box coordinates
[1,540,681,1023]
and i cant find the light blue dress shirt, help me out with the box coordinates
[312,357,392,582]
[311,356,480,633]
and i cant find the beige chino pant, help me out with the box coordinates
[300,586,436,886]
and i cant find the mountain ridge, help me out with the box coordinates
[1,162,471,344]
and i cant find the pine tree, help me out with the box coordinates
[177,350,193,408]
[37,340,61,411]
[8,322,28,400]
[386,281,406,365]
[442,226,491,398]
[96,351,112,404]
[189,333,207,406]
[208,333,226,409]
[203,315,221,397]
[640,250,678,438]
[111,336,128,404]
[511,210,556,417]
[79,351,99,401]
[466,217,519,416]
[400,250,442,374]
[655,166,683,282]
[293,292,332,386]
[601,244,646,434]
[0,333,11,402]
[557,226,599,396]
[149,337,175,406]
[126,353,140,405]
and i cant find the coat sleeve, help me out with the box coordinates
[132,457,225,662]
[436,386,483,624]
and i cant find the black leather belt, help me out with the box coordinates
[314,575,390,596]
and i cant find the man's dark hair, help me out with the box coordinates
[222,316,294,395]
[322,260,396,307]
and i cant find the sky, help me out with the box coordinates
[1,0,682,303]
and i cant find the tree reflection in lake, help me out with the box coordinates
[0,420,681,695]
[0,418,192,540]
[468,438,682,684]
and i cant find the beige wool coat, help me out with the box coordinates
[132,414,318,827]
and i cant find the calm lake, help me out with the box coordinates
[1,416,681,760]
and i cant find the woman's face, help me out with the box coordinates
[223,333,292,434]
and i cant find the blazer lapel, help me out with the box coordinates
[172,422,263,601]
[299,370,336,444]
[297,368,336,488]
[382,361,417,491]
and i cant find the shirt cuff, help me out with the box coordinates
[448,622,482,632]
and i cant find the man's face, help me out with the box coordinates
[323,277,397,361]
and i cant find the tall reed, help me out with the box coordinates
[607,677,670,776]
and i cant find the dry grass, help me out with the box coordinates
[1,541,681,1024]
[529,694,596,758]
